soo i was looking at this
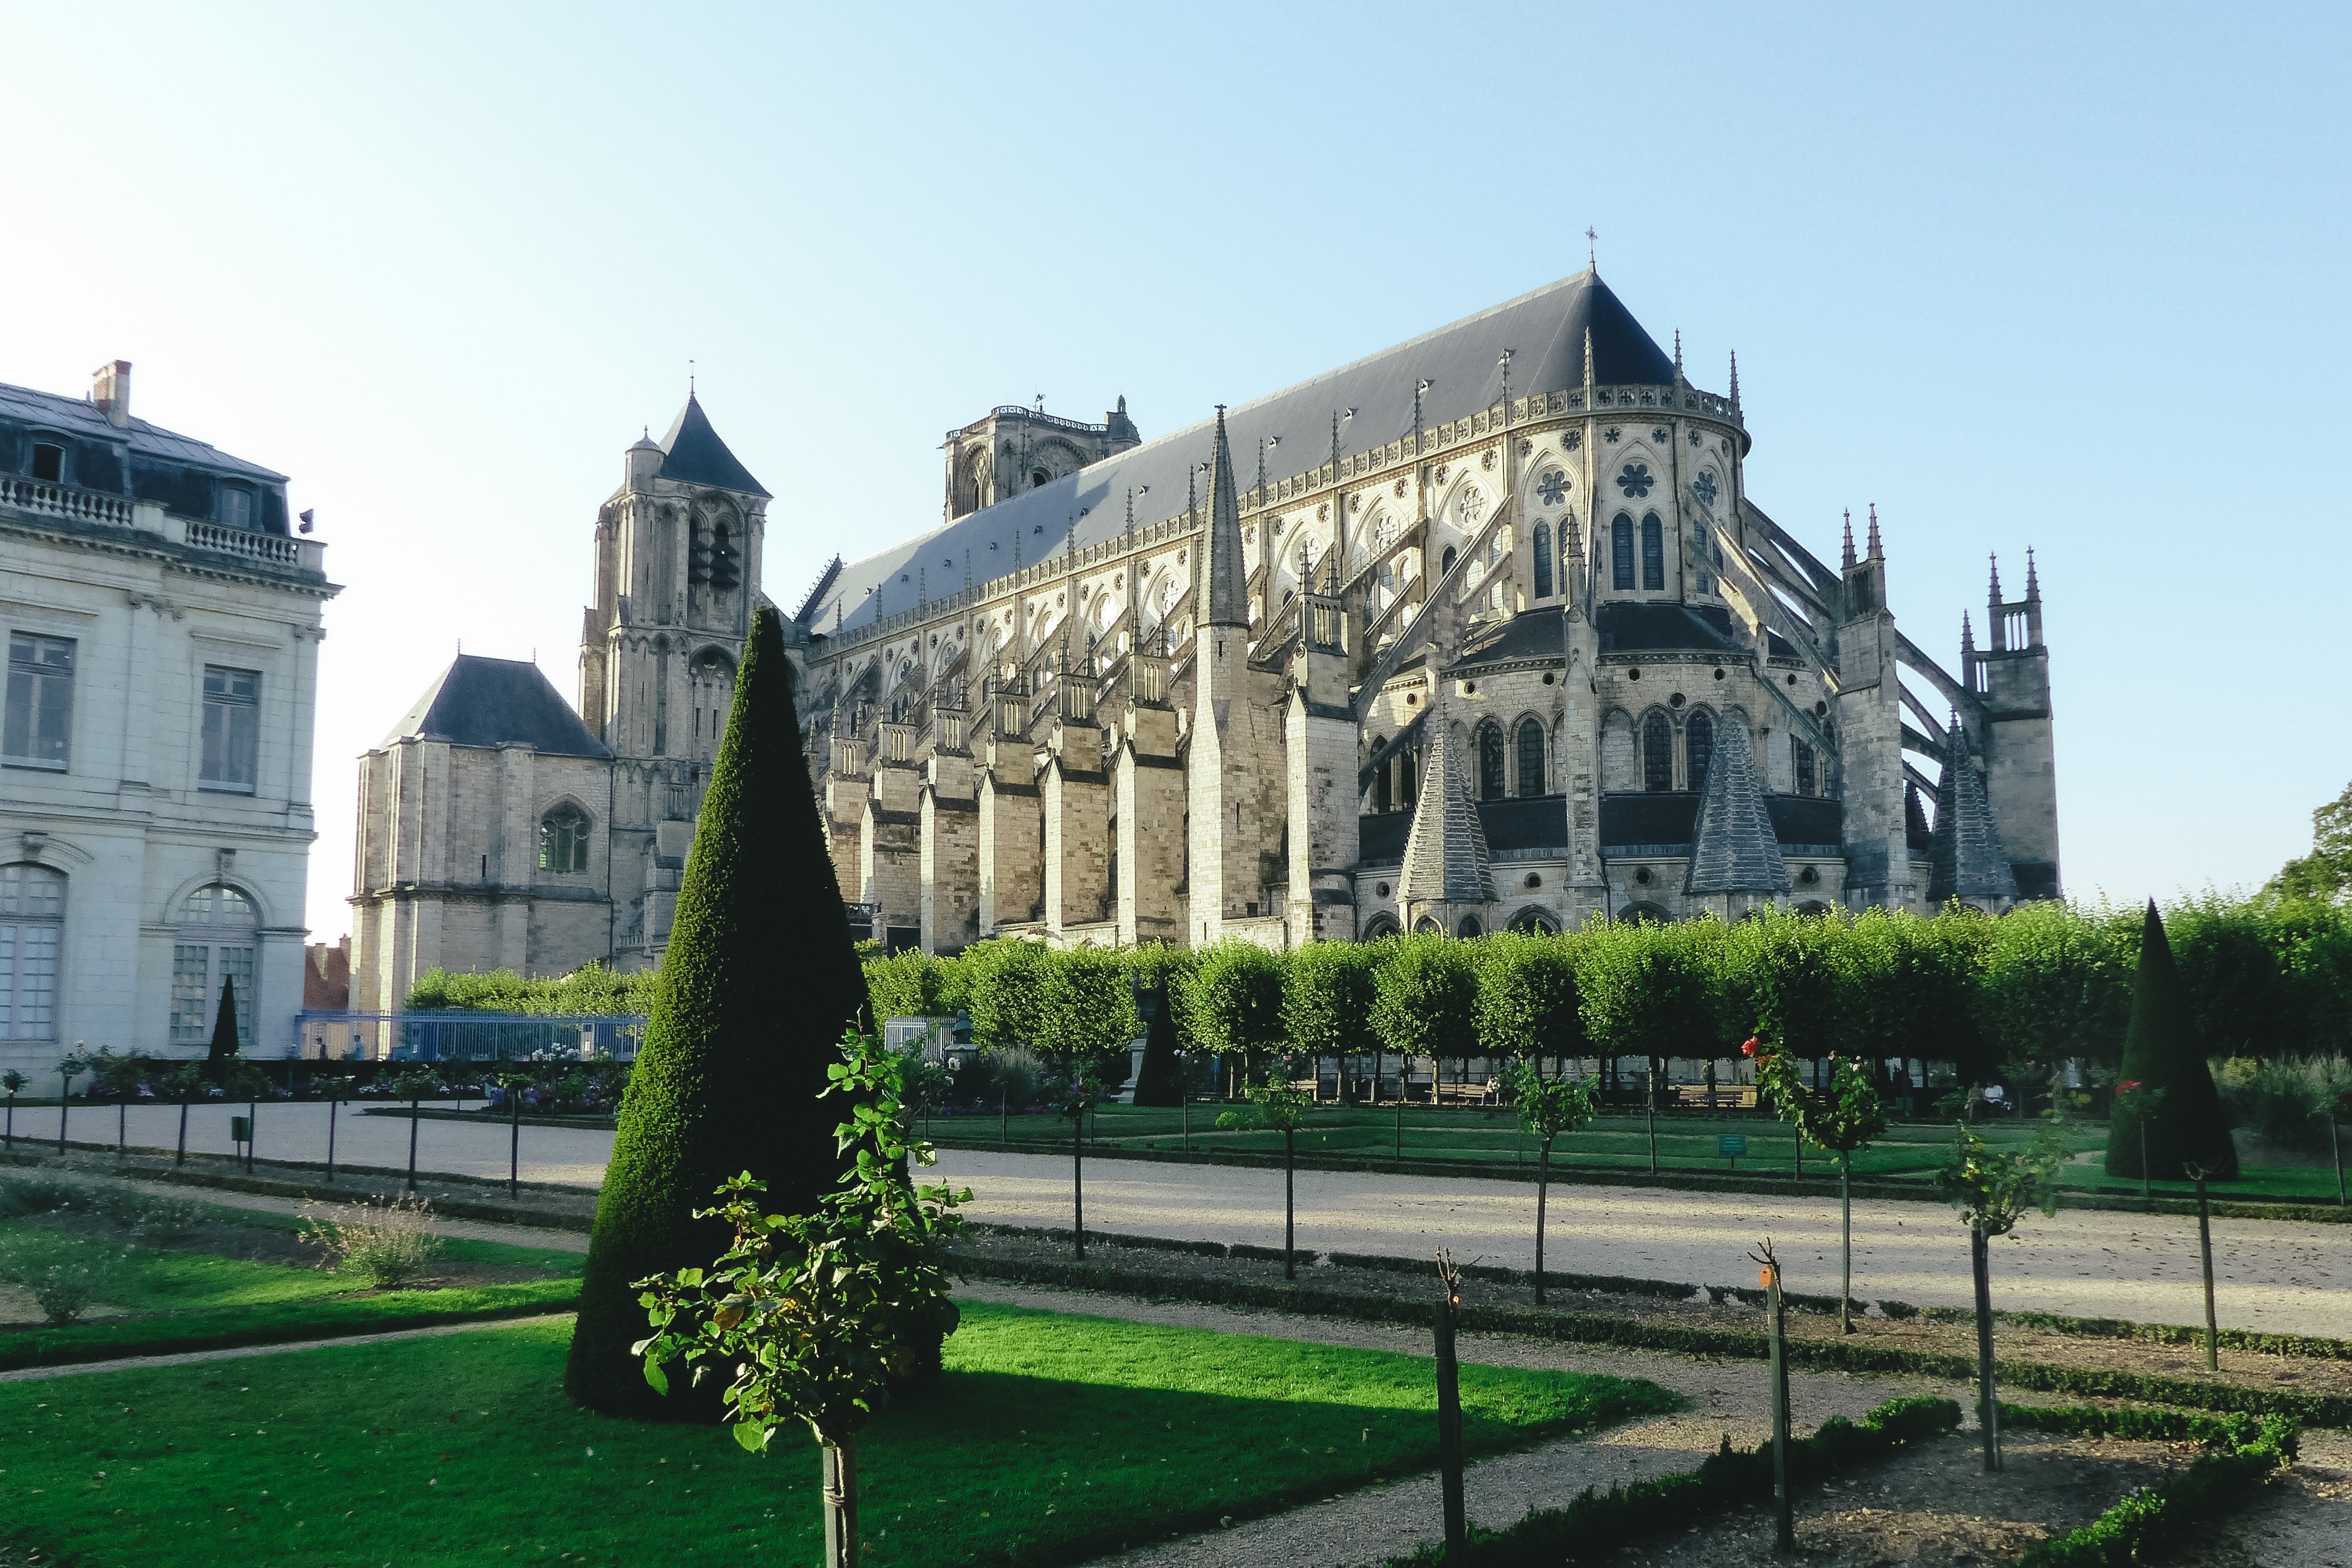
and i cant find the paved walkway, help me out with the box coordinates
[0,1313,576,1384]
[26,1111,2350,1335]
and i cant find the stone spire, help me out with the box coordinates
[1925,713,2019,905]
[1987,552,2004,604]
[1905,780,1933,844]
[1728,350,1741,409]
[1866,503,1883,561]
[1960,609,1976,657]
[2025,547,2041,600]
[1399,691,1492,909]
[1202,407,1248,629]
[1840,509,1856,570]
[1683,711,1788,895]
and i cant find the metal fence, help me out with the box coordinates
[293,1011,649,1062]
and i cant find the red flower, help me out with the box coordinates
[1740,1037,1761,1058]
[2115,1079,2143,1094]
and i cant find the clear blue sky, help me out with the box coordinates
[8,4,2347,941]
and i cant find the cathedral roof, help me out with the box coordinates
[1684,712,1790,895]
[657,394,770,498]
[1925,717,2018,903]
[1398,715,1493,904]
[810,269,1696,634]
[381,654,612,758]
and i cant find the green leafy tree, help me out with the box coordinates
[1751,1037,1889,1332]
[1936,1114,2071,1472]
[861,950,951,1024]
[2266,778,2352,903]
[1842,908,1994,1091]
[1124,945,1195,1108]
[2105,901,2238,1181]
[570,604,870,1419]
[630,1028,968,1568]
[1473,934,1585,1080]
[961,939,1053,1052]
[1579,918,1721,1111]
[1034,948,1139,1075]
[1369,934,1479,1096]
[1051,1072,1103,1259]
[1284,942,1378,1102]
[1724,905,1851,1066]
[1975,900,2134,1079]
[1184,940,1287,1095]
[1244,1078,1315,1278]
[1511,1061,1595,1303]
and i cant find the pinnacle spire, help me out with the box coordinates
[1583,328,1595,391]
[1673,329,1684,382]
[1728,350,1740,407]
[1683,711,1789,897]
[1926,713,2020,905]
[1202,407,1248,628]
[1840,510,1857,570]
[1960,609,1975,653]
[1866,503,1883,561]
[1399,696,1493,910]
[1988,552,2004,604]
[2025,547,2041,600]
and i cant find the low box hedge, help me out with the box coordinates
[2012,1406,2299,1568]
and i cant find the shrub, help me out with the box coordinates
[0,1175,84,1216]
[2216,1053,2349,1154]
[964,1046,1044,1112]
[1370,934,1479,1069]
[2107,902,2238,1180]
[963,939,1053,1051]
[9,1261,107,1325]
[299,1195,444,1289]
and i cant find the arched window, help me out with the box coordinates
[1612,515,1635,589]
[171,883,256,1051]
[540,803,592,873]
[1509,907,1559,935]
[1643,714,1673,792]
[1641,513,1665,590]
[1440,545,1458,576]
[1400,745,1419,810]
[1477,722,1506,801]
[1516,718,1546,797]
[1686,711,1715,795]
[1456,915,1483,939]
[1372,751,1392,814]
[0,864,64,1041]
[1794,739,1817,797]
[1531,520,1554,598]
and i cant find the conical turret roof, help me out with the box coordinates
[1202,408,1247,628]
[1926,717,2019,903]
[1684,711,1788,895]
[1399,716,1492,907]
[657,393,770,497]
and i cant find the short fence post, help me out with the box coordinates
[326,1095,338,1184]
[1752,1240,1795,1553]
[245,1099,256,1175]
[1434,1250,1466,1565]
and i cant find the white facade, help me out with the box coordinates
[0,363,336,1072]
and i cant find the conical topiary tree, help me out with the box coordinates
[207,975,240,1078]
[566,605,868,1419]
[2105,900,2238,1181]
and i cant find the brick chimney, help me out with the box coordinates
[92,360,131,429]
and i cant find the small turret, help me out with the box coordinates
[626,427,663,490]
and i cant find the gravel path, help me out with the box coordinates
[933,1151,2352,1336]
[0,1312,574,1385]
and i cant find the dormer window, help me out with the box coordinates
[30,444,62,483]
[219,487,253,530]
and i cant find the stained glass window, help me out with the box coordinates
[1795,739,1817,797]
[1686,711,1715,794]
[1643,714,1673,793]
[1531,521,1553,598]
[1612,516,1635,590]
[1641,514,1665,591]
[1478,722,1506,801]
[540,804,592,873]
[1516,718,1545,797]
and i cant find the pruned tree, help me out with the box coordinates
[1473,932,1584,1081]
[1752,1037,1888,1332]
[1183,940,1287,1095]
[1511,1061,1595,1302]
[1244,1078,1314,1278]
[1283,941,1377,1102]
[2106,901,2238,1181]
[1369,934,1478,1101]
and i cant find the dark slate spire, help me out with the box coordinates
[656,394,770,497]
[1926,714,2020,904]
[1399,700,1492,907]
[1683,711,1788,895]
[1202,407,1248,628]
[1905,780,1933,850]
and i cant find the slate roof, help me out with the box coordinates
[1598,792,1843,852]
[1399,714,1492,904]
[1685,712,1789,895]
[1448,610,1569,670]
[0,379,285,483]
[657,394,770,498]
[810,269,1702,633]
[1595,601,1746,655]
[1478,795,1571,853]
[1926,718,2017,902]
[381,655,612,758]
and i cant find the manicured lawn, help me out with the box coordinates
[0,1225,361,1316]
[0,1302,1679,1567]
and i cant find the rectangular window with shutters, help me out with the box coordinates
[201,665,260,792]
[4,633,74,770]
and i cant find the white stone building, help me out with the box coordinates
[0,362,336,1071]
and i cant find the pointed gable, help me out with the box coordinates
[1926,717,2019,903]
[1399,720,1492,905]
[1684,711,1788,895]
[657,394,770,497]
[382,655,610,758]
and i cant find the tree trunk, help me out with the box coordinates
[1283,1128,1296,1280]
[1073,1119,1085,1261]
[509,1096,522,1198]
[246,1099,257,1175]
[1534,1140,1552,1304]
[821,1438,860,1568]
[2195,1176,2219,1373]
[1766,1263,1795,1553]
[1435,1287,1466,1563]
[1840,1152,1855,1334]
[175,1098,186,1166]
[406,1099,421,1194]
[328,1096,339,1184]
[1971,1226,1999,1472]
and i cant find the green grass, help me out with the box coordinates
[0,1302,1679,1567]
[0,1225,362,1317]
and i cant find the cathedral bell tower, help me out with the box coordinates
[579,392,771,965]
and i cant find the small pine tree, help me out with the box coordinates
[2105,901,2238,1181]
[566,606,869,1419]
[207,976,241,1077]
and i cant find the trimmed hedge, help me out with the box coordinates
[1996,1400,2286,1449]
[1923,1304,2352,1363]
[947,1249,2352,1427]
[2014,1409,2298,1568]
[1385,1396,1963,1566]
